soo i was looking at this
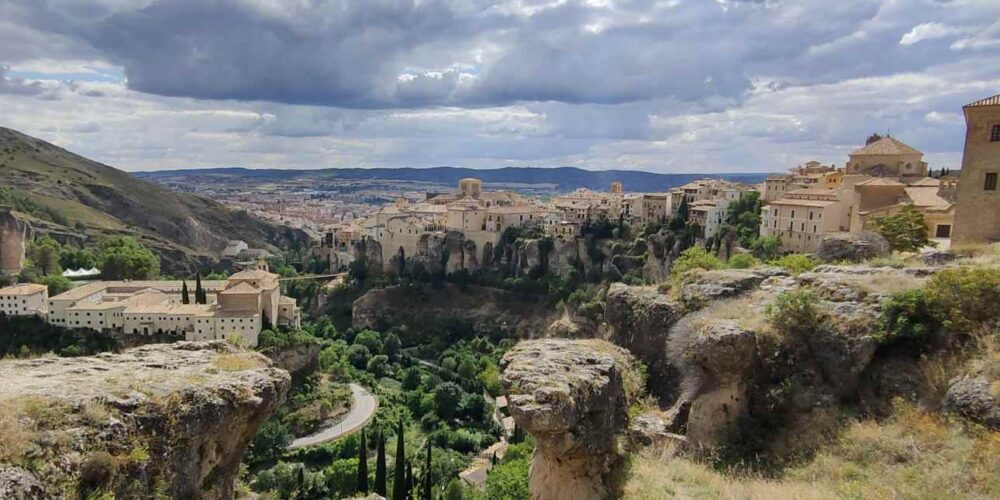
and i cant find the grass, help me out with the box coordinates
[578,338,648,404]
[624,400,1000,500]
[212,352,263,372]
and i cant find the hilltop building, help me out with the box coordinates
[952,94,1000,245]
[45,264,299,347]
[0,283,48,317]
[760,134,955,253]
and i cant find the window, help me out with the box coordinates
[986,172,998,191]
[935,224,952,238]
[992,124,1000,142]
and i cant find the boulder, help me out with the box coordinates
[943,376,1000,429]
[626,413,687,450]
[501,339,630,500]
[920,250,955,266]
[0,467,45,500]
[0,342,290,499]
[816,231,891,262]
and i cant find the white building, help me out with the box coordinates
[0,283,49,317]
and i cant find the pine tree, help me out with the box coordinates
[358,428,370,494]
[392,420,407,500]
[375,430,388,496]
[422,442,432,500]
[181,281,190,304]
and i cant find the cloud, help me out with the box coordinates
[0,66,45,95]
[900,22,959,45]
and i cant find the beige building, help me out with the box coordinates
[46,266,299,346]
[952,94,1000,245]
[0,283,48,317]
[845,134,928,177]
[760,189,843,253]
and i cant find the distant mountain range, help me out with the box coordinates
[136,166,773,192]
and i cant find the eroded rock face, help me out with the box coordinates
[0,208,32,275]
[265,339,322,377]
[678,267,788,309]
[501,339,629,500]
[604,283,683,400]
[0,342,290,499]
[817,231,891,262]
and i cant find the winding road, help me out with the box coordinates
[288,383,378,450]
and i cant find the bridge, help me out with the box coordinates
[277,272,346,283]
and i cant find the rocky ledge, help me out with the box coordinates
[500,339,632,500]
[0,341,290,499]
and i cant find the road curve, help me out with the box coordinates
[288,383,378,450]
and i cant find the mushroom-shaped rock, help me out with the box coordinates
[500,339,629,500]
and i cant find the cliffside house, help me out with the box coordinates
[952,93,1000,245]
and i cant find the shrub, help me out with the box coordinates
[766,289,824,336]
[671,246,724,279]
[870,205,933,252]
[727,253,759,269]
[771,253,816,275]
[751,235,782,261]
[876,288,938,344]
[924,267,1000,334]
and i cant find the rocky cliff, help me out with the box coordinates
[0,208,31,275]
[501,339,635,500]
[0,341,290,499]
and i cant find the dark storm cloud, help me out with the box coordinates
[14,0,994,109]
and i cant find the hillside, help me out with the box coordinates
[136,166,772,192]
[0,127,309,274]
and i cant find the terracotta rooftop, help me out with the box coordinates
[219,282,260,295]
[850,136,923,156]
[965,94,1000,107]
[904,187,953,210]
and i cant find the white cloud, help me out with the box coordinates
[900,22,959,46]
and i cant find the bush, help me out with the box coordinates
[33,274,73,296]
[671,246,724,279]
[483,457,530,500]
[767,289,824,336]
[751,235,782,261]
[870,205,932,252]
[877,288,937,344]
[924,267,1000,334]
[771,254,816,275]
[727,253,759,269]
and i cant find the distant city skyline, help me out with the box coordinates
[1,0,999,173]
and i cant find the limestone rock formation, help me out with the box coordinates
[816,231,891,262]
[943,376,1000,429]
[604,283,683,400]
[265,339,322,377]
[0,208,32,275]
[500,339,630,500]
[352,236,384,277]
[679,321,757,446]
[0,342,290,499]
[678,267,788,309]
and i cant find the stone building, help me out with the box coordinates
[0,283,48,317]
[46,266,299,346]
[952,94,1000,245]
[845,135,928,177]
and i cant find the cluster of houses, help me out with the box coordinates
[0,262,300,347]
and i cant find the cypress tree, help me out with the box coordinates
[392,420,406,500]
[358,428,369,494]
[422,442,432,500]
[375,431,387,496]
[194,272,205,304]
[406,461,415,498]
[181,281,190,304]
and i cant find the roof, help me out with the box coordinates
[229,269,276,280]
[850,136,923,156]
[965,94,1000,108]
[0,283,48,295]
[787,188,838,197]
[908,177,940,187]
[904,187,953,210]
[855,178,905,187]
[219,282,260,295]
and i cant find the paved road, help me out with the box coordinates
[288,384,378,450]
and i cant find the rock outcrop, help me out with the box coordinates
[604,283,683,400]
[0,208,32,275]
[943,376,1000,429]
[265,339,322,377]
[500,339,630,500]
[817,231,891,262]
[0,342,290,499]
[678,267,788,309]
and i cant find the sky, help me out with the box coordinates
[1,0,999,173]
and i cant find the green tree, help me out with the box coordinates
[27,237,62,276]
[422,443,433,500]
[383,331,402,361]
[59,247,97,271]
[671,245,724,280]
[195,272,205,304]
[392,420,407,500]
[181,280,190,304]
[246,420,292,467]
[668,197,689,231]
[355,330,383,354]
[401,366,423,391]
[98,237,160,280]
[348,344,372,370]
[870,205,933,252]
[751,235,782,260]
[483,457,530,500]
[358,428,370,494]
[324,458,359,499]
[367,354,390,377]
[375,431,388,496]
[33,274,73,296]
[433,382,463,421]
